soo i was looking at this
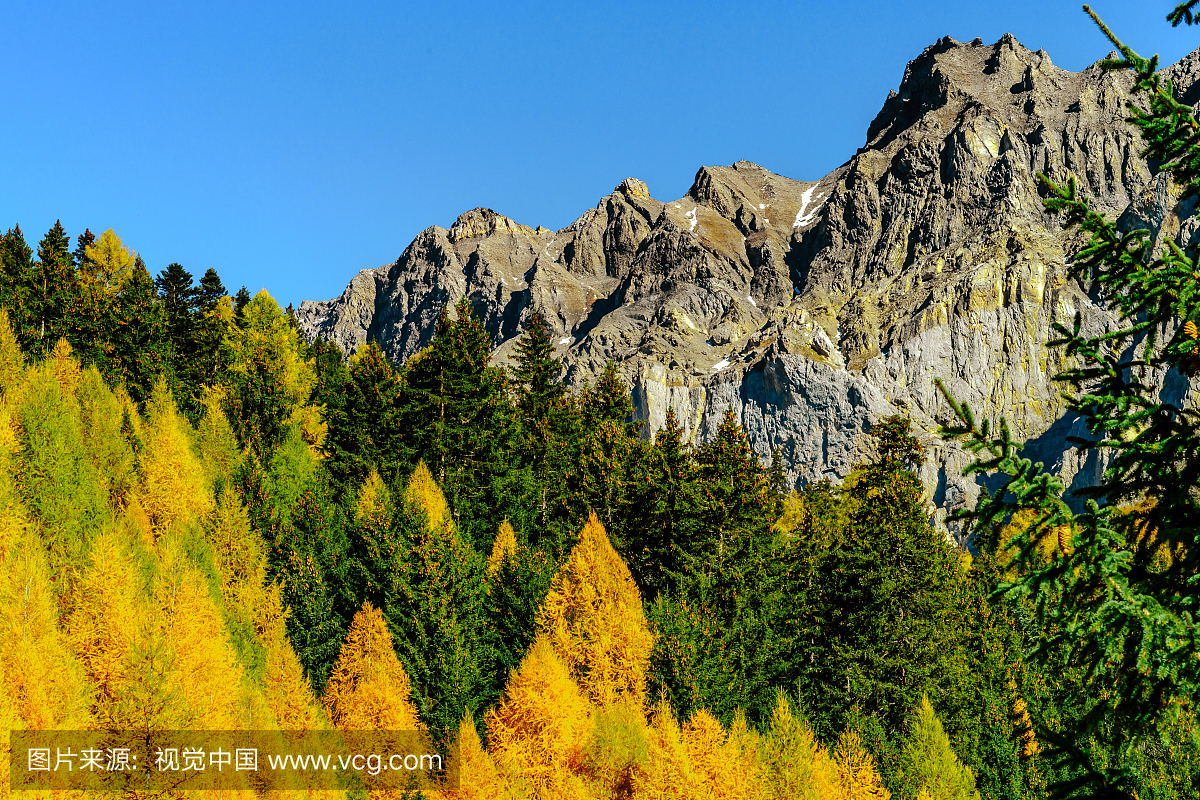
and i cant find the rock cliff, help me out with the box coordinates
[298,34,1200,533]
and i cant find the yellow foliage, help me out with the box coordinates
[897,696,979,800]
[323,601,423,732]
[139,380,212,536]
[763,691,839,800]
[454,710,514,800]
[536,511,654,708]
[291,402,329,459]
[68,527,153,728]
[357,468,394,530]
[1114,497,1186,574]
[635,699,705,800]
[260,582,323,731]
[0,523,89,731]
[0,310,24,395]
[682,709,771,800]
[154,537,255,729]
[1011,693,1039,760]
[486,635,592,796]
[49,337,80,398]
[83,228,137,288]
[832,729,890,800]
[489,519,518,575]
[405,460,451,532]
[996,508,1075,577]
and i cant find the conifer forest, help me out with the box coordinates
[4,5,1200,800]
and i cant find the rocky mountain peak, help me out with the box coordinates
[616,177,651,199]
[448,207,539,243]
[298,36,1200,536]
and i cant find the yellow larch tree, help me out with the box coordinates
[634,699,704,800]
[49,337,80,398]
[0,513,89,731]
[68,525,161,730]
[763,691,839,800]
[322,601,423,731]
[0,310,24,394]
[535,511,654,708]
[83,228,137,289]
[488,519,518,575]
[405,460,451,532]
[486,635,592,799]
[680,709,770,800]
[895,696,979,800]
[454,709,516,800]
[153,537,255,730]
[76,366,138,509]
[137,379,213,537]
[832,729,891,800]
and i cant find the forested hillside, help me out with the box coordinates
[1,218,1195,799]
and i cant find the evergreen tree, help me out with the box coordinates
[0,226,36,350]
[234,285,251,323]
[398,299,519,546]
[110,257,171,405]
[325,341,407,490]
[386,462,488,745]
[72,228,96,277]
[938,7,1200,796]
[197,267,226,310]
[32,220,77,355]
[509,312,578,527]
[799,417,965,736]
[633,406,697,599]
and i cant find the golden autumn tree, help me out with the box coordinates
[486,635,592,799]
[488,519,518,576]
[832,729,891,800]
[0,513,89,731]
[894,696,979,800]
[322,601,423,731]
[69,525,166,730]
[635,699,705,800]
[454,709,514,800]
[681,709,771,800]
[83,228,137,289]
[535,511,654,708]
[135,379,212,537]
[153,537,257,730]
[763,691,839,800]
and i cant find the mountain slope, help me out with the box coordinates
[298,34,1200,529]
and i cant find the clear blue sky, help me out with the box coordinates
[3,1,1196,307]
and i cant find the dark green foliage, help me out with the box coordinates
[325,341,408,490]
[480,540,556,711]
[937,8,1200,797]
[0,226,37,351]
[384,499,489,747]
[397,300,519,547]
[33,220,77,355]
[234,286,251,324]
[110,258,172,406]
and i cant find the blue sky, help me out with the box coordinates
[3,1,1196,307]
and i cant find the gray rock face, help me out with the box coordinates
[298,35,1200,537]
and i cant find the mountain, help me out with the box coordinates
[297,34,1200,530]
